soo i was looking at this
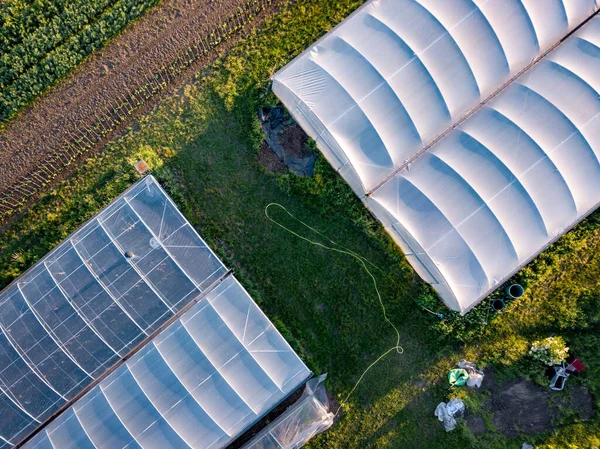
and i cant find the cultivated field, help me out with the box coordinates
[0,0,599,448]
[0,0,282,222]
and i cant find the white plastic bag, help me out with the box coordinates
[434,399,465,432]
[458,360,484,388]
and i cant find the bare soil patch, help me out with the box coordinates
[278,124,313,161]
[258,140,286,174]
[465,369,595,438]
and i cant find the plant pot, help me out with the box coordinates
[491,298,505,312]
[506,283,524,299]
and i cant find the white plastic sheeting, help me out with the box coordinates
[273,0,599,195]
[0,176,310,448]
[272,0,600,313]
[24,276,311,449]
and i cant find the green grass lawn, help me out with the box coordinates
[1,0,599,447]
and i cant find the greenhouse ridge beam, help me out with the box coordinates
[14,268,234,449]
[365,7,600,196]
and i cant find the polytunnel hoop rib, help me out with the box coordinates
[483,105,579,214]
[520,73,600,169]
[335,35,424,149]
[123,198,204,292]
[206,300,284,394]
[307,58,395,186]
[398,176,489,288]
[179,318,262,416]
[556,0,569,25]
[365,8,600,196]
[364,12,452,120]
[0,345,42,424]
[126,367,193,449]
[97,386,145,449]
[0,325,68,402]
[16,283,95,380]
[457,129,551,237]
[547,57,600,96]
[70,408,98,449]
[152,342,232,437]
[519,82,599,165]
[69,239,149,337]
[95,218,176,314]
[428,151,519,260]
[404,0,482,93]
[149,178,227,269]
[43,262,122,358]
[508,0,541,52]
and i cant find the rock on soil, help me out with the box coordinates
[259,106,316,176]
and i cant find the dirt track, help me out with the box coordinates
[0,0,281,205]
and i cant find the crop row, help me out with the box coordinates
[0,0,278,222]
[0,0,68,52]
[0,0,119,90]
[0,0,158,123]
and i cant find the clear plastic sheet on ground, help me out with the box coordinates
[434,398,465,432]
[243,374,334,449]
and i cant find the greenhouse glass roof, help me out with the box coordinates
[272,0,600,313]
[0,176,310,448]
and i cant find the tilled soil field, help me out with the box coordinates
[0,0,284,224]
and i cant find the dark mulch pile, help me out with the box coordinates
[258,105,316,176]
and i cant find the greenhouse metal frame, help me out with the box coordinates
[0,176,310,449]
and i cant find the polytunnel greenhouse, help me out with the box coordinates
[0,176,310,448]
[272,0,600,313]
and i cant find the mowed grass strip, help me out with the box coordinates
[0,0,599,447]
